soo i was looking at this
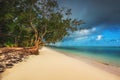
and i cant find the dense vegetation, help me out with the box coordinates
[0,0,83,53]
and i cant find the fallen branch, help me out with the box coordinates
[0,47,40,55]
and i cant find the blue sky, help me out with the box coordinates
[53,0,120,46]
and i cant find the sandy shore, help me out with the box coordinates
[1,47,120,80]
[54,48,120,76]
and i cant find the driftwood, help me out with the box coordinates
[0,46,42,72]
[0,46,39,55]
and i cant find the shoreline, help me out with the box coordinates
[1,47,120,80]
[50,47,120,76]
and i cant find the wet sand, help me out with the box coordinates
[1,47,120,80]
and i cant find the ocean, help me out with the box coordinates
[50,46,120,67]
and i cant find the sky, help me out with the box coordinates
[54,0,120,46]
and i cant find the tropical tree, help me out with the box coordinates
[0,0,84,54]
[0,0,19,46]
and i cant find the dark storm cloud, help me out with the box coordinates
[59,0,120,28]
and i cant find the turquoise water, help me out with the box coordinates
[50,46,120,67]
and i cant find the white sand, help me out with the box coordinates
[1,47,120,80]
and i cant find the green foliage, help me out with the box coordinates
[0,0,84,47]
[4,41,16,47]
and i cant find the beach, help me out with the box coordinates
[1,47,120,80]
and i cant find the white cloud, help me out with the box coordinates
[72,27,96,37]
[96,35,102,40]
[70,27,96,41]
[79,29,90,35]
[91,27,96,31]
[74,36,88,41]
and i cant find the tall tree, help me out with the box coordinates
[0,0,84,54]
[19,0,83,47]
[0,0,19,46]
